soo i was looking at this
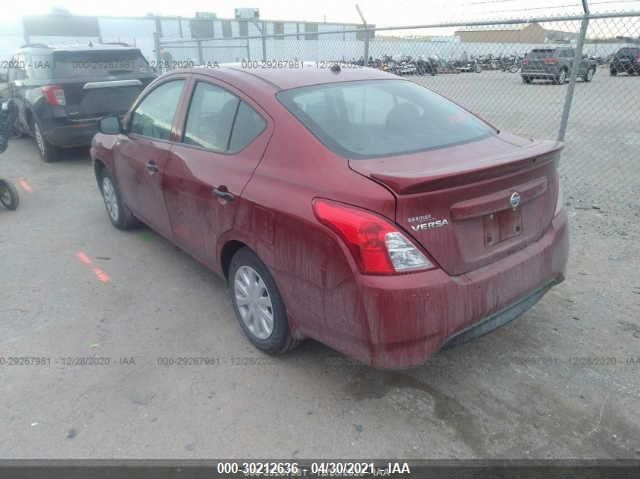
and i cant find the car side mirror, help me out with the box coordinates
[98,115,122,135]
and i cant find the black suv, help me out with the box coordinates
[521,47,597,84]
[4,43,156,162]
[610,47,640,76]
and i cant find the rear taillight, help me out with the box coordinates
[312,199,435,275]
[523,58,529,65]
[544,58,559,64]
[42,85,66,106]
[637,52,640,61]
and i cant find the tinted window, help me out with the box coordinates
[529,49,555,58]
[129,80,185,140]
[53,50,151,79]
[183,82,239,152]
[616,47,639,57]
[278,79,494,159]
[229,101,266,152]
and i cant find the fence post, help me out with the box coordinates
[197,40,204,66]
[364,30,370,64]
[558,0,590,141]
[261,23,267,62]
[153,30,161,72]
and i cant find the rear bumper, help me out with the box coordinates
[521,70,560,78]
[41,118,100,148]
[343,210,569,369]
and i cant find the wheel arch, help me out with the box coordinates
[220,240,250,279]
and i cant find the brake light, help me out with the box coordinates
[312,199,435,275]
[42,85,66,106]
[523,58,529,65]
[543,58,559,64]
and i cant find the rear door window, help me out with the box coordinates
[228,101,266,152]
[129,79,185,140]
[182,81,266,153]
[183,82,239,152]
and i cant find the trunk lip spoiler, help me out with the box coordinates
[360,141,563,195]
[82,79,143,90]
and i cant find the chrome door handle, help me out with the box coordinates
[146,161,159,174]
[212,186,234,202]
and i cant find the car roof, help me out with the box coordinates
[180,62,397,92]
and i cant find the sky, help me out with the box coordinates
[5,0,640,26]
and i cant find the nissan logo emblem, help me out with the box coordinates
[510,192,521,209]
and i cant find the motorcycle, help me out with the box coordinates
[0,100,20,211]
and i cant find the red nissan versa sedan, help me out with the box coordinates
[90,64,568,369]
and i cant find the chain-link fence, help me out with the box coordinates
[161,6,640,212]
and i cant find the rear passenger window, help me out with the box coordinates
[229,101,266,152]
[183,81,265,153]
[183,82,239,152]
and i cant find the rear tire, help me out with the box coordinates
[228,247,300,355]
[554,69,568,85]
[33,120,61,163]
[0,180,19,210]
[522,76,532,84]
[610,67,617,76]
[99,171,139,230]
[583,68,594,82]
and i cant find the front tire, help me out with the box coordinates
[522,76,532,84]
[228,247,300,355]
[33,120,61,163]
[99,171,139,230]
[0,180,19,210]
[610,67,617,76]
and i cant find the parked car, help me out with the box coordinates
[5,43,156,162]
[609,47,640,76]
[521,47,597,84]
[91,64,568,369]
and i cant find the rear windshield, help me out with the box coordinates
[53,50,151,79]
[277,79,494,159]
[616,47,639,57]
[529,49,558,58]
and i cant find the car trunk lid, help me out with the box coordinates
[349,134,562,276]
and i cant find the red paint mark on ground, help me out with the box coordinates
[19,179,33,193]
[92,267,111,283]
[76,251,111,283]
[76,251,92,265]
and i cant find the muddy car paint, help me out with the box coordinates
[91,66,568,369]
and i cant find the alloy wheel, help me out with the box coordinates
[34,123,45,157]
[559,70,567,83]
[101,176,120,223]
